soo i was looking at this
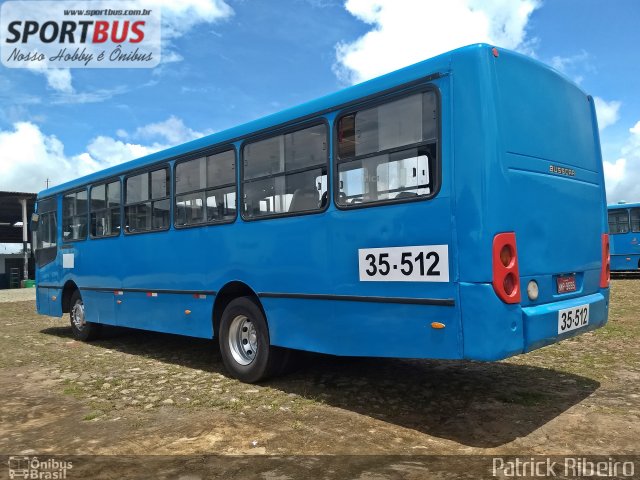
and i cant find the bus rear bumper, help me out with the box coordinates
[460,283,609,361]
[522,289,609,352]
[521,290,609,353]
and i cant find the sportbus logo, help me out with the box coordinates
[0,1,161,68]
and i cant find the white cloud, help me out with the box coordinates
[0,122,90,192]
[41,69,74,93]
[604,121,640,203]
[549,50,592,85]
[334,0,540,84]
[593,97,621,131]
[0,117,210,193]
[154,0,234,39]
[26,65,74,94]
[134,115,213,144]
[83,136,160,167]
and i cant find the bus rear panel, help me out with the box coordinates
[455,47,609,360]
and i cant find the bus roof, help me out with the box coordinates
[37,43,582,199]
[608,202,640,210]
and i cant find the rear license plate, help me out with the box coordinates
[558,304,589,334]
[557,275,577,293]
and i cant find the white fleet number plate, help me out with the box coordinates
[358,245,449,282]
[557,304,589,334]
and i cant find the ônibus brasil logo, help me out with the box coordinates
[1,1,161,68]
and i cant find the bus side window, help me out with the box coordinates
[631,208,640,233]
[90,180,121,237]
[34,197,57,267]
[174,149,236,227]
[62,190,88,241]
[125,167,170,233]
[242,123,328,219]
[336,90,438,207]
[608,211,630,234]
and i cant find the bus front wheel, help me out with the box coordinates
[219,296,288,383]
[69,290,101,341]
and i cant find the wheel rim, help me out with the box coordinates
[228,314,258,365]
[71,299,86,331]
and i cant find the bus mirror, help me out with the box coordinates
[31,213,39,223]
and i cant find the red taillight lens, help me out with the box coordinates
[500,245,513,267]
[503,272,517,295]
[493,232,521,304]
[600,233,610,288]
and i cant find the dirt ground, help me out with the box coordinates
[0,282,638,478]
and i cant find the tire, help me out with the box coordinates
[69,290,101,341]
[219,296,288,383]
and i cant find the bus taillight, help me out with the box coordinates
[600,233,610,288]
[492,232,521,304]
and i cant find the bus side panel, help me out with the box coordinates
[265,298,461,358]
[608,205,640,271]
[43,286,64,317]
[459,282,524,360]
[81,289,116,325]
[36,287,50,315]
[449,45,497,284]
[115,291,213,338]
[611,254,640,271]
[35,285,68,318]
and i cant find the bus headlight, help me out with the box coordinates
[527,280,539,301]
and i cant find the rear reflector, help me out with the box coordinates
[493,232,521,304]
[600,233,610,288]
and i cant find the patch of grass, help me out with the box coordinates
[83,410,104,421]
[62,380,84,397]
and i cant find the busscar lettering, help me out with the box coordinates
[549,165,576,177]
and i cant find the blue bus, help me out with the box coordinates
[32,44,610,383]
[607,202,640,271]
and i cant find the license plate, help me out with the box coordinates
[558,304,589,334]
[557,275,577,293]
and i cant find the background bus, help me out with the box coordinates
[608,202,640,271]
[32,44,610,383]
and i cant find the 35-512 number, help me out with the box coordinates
[364,251,440,277]
[358,245,449,282]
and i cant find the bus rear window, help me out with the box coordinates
[336,91,438,207]
[608,210,629,234]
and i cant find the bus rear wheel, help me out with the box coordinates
[69,290,101,341]
[219,296,288,383]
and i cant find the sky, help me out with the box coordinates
[0,0,639,207]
